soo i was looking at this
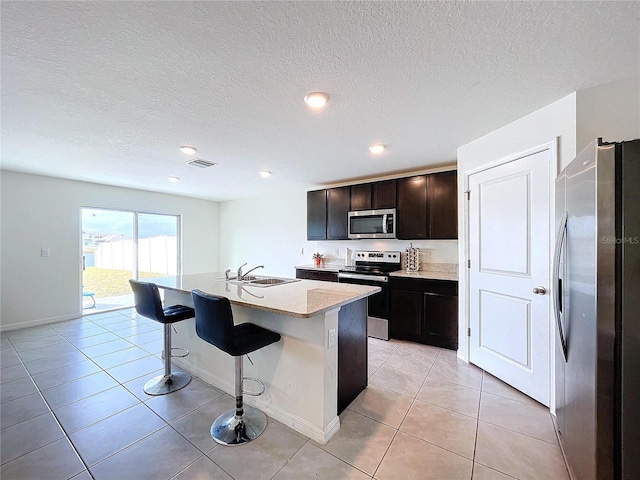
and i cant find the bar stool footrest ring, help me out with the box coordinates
[170,346,189,358]
[242,376,265,396]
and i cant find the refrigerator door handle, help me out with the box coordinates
[553,212,568,361]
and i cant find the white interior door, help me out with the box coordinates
[468,146,551,405]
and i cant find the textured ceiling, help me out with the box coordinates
[1,1,638,201]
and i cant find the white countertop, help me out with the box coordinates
[154,272,380,318]
[295,264,342,273]
[390,270,459,281]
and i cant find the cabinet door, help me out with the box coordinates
[397,175,428,239]
[372,180,397,209]
[307,190,327,240]
[327,186,350,240]
[423,292,458,349]
[350,184,372,211]
[428,171,458,239]
[390,289,423,342]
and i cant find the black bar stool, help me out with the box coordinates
[191,289,281,445]
[129,279,194,395]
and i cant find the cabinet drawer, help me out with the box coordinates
[390,277,457,296]
[295,269,338,282]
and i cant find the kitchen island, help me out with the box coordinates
[154,273,380,444]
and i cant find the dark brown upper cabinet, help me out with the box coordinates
[307,189,327,240]
[350,183,372,211]
[307,171,456,241]
[327,186,350,240]
[372,179,396,209]
[428,171,458,239]
[397,175,428,239]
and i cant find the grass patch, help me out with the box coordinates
[83,267,166,298]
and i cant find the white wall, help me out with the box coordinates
[576,76,640,151]
[456,92,578,362]
[219,184,314,278]
[0,171,220,329]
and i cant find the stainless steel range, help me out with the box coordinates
[337,250,401,340]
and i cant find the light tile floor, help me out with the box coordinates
[0,310,570,479]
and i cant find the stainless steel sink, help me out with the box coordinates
[250,278,292,286]
[225,276,299,287]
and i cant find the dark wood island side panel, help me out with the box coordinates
[337,297,368,414]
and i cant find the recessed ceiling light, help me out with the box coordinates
[304,92,329,109]
[179,145,197,155]
[168,176,180,182]
[259,171,272,178]
[369,144,388,155]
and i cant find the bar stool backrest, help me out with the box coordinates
[129,279,165,322]
[192,289,236,355]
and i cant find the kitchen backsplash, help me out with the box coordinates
[311,239,458,268]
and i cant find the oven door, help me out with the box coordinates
[338,272,389,340]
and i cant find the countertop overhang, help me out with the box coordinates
[154,272,380,318]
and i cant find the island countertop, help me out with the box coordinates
[154,272,380,319]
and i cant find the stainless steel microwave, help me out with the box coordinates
[348,209,396,239]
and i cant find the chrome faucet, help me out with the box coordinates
[236,262,248,280]
[241,264,264,280]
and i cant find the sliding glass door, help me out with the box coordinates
[81,208,180,312]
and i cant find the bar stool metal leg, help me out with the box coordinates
[210,356,268,445]
[143,324,191,395]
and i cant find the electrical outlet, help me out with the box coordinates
[334,248,339,255]
[41,248,50,257]
[328,328,336,348]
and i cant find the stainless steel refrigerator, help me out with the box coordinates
[554,139,640,480]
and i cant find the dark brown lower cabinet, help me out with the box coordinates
[390,277,458,350]
[390,289,423,341]
[295,269,338,282]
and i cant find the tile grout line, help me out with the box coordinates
[0,342,94,478]
[2,310,170,479]
[268,438,311,480]
[61,310,240,478]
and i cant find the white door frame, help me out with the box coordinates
[461,139,558,409]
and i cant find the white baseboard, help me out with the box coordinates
[172,358,340,444]
[0,312,82,332]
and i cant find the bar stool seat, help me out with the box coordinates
[129,279,194,395]
[192,289,281,446]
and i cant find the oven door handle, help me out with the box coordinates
[338,273,388,282]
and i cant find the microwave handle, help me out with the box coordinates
[382,214,388,234]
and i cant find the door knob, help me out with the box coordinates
[533,286,547,295]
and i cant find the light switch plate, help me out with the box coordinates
[41,248,50,257]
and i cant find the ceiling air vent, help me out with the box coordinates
[188,158,217,168]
